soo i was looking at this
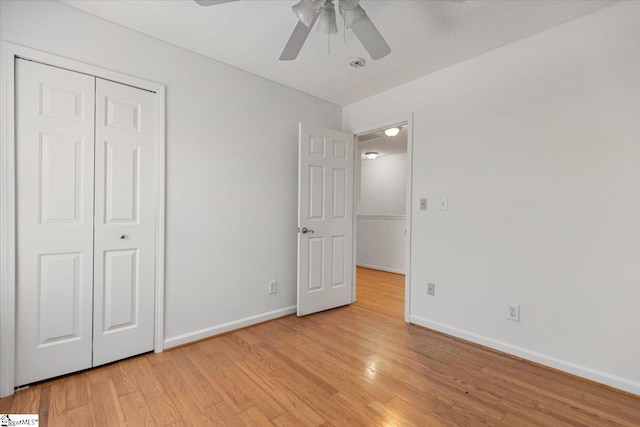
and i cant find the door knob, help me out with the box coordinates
[120,235,126,239]
[300,227,315,234]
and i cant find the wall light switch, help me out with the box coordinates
[439,195,448,211]
[420,198,427,211]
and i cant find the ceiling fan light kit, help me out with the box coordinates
[286,0,390,61]
[317,1,339,34]
[292,0,323,27]
[196,0,391,61]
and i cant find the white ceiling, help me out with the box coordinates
[57,0,614,106]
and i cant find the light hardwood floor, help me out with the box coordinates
[2,267,639,425]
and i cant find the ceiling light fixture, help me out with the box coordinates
[293,0,370,34]
[365,152,379,160]
[384,127,400,137]
[317,0,338,34]
[292,0,323,27]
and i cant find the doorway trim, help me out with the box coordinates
[349,113,414,323]
[0,41,166,397]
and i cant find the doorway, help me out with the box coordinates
[353,118,412,321]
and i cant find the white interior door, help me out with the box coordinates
[15,59,96,385]
[297,123,354,316]
[92,79,156,366]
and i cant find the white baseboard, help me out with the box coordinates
[410,315,640,396]
[164,306,296,349]
[357,263,404,275]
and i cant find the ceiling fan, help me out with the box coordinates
[195,0,391,61]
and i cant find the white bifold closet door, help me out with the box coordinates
[15,59,156,386]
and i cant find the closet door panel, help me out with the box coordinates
[93,78,156,366]
[15,59,95,386]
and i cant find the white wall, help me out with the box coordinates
[1,0,341,347]
[357,216,405,274]
[359,153,407,215]
[357,153,407,273]
[344,2,640,395]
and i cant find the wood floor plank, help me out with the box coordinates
[186,349,254,414]
[267,370,333,425]
[275,344,377,403]
[65,372,90,410]
[108,359,139,397]
[582,390,640,421]
[270,347,340,398]
[37,385,50,427]
[118,390,156,427]
[315,347,396,403]
[329,392,391,427]
[482,364,636,426]
[0,394,14,412]
[499,399,572,427]
[238,406,272,426]
[169,347,224,408]
[88,380,126,426]
[66,405,91,427]
[205,401,249,426]
[47,380,68,427]
[151,360,221,426]
[235,358,326,425]
[1,266,639,426]
[385,395,450,427]
[7,384,40,414]
[207,353,285,420]
[271,410,317,427]
[365,400,408,426]
[127,357,182,426]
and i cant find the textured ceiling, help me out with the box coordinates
[57,0,614,106]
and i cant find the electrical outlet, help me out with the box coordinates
[268,280,277,295]
[427,283,435,296]
[507,303,520,321]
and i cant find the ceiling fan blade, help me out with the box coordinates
[279,16,319,61]
[350,13,391,60]
[194,0,240,6]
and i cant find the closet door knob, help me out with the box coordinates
[120,235,126,239]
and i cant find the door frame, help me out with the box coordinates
[0,41,167,397]
[348,114,414,323]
